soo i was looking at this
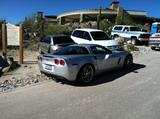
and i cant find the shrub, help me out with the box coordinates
[44,24,68,35]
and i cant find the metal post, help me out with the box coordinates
[2,23,7,54]
[97,6,102,29]
[19,24,24,64]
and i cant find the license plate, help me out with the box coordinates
[45,65,52,70]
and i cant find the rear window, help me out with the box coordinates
[90,31,111,40]
[113,26,123,31]
[53,36,75,45]
[54,46,89,55]
[43,37,51,44]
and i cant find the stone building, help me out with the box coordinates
[57,1,148,25]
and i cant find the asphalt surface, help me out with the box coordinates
[0,50,160,119]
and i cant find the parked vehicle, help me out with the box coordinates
[111,25,150,45]
[38,35,75,54]
[150,22,160,35]
[149,33,160,50]
[71,28,121,50]
[38,44,133,83]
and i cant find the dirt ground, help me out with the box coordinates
[0,50,40,82]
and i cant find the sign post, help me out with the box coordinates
[2,23,7,54]
[19,24,24,64]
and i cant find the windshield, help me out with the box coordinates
[130,27,141,31]
[90,31,111,40]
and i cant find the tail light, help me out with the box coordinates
[37,56,42,62]
[54,59,65,66]
[60,60,65,65]
[54,59,60,65]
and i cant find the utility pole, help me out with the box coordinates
[97,6,102,29]
[2,23,7,54]
[19,24,24,64]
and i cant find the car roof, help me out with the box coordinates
[114,25,138,27]
[70,43,100,48]
[47,34,69,38]
[74,28,103,32]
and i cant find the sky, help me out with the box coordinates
[0,0,160,24]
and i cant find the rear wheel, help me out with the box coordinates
[151,47,156,50]
[123,55,133,68]
[77,65,94,83]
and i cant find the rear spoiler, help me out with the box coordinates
[42,54,56,58]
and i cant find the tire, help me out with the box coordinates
[77,65,94,83]
[123,55,133,68]
[151,47,156,50]
[131,37,138,45]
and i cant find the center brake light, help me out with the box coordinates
[54,59,65,66]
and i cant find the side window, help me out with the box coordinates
[113,26,123,31]
[83,32,91,41]
[72,30,84,38]
[68,46,89,55]
[123,27,129,32]
[91,46,111,55]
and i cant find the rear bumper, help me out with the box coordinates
[149,41,160,48]
[38,62,79,81]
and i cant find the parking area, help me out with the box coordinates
[0,47,160,119]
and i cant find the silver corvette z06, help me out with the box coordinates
[38,44,133,83]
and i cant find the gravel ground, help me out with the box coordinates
[0,50,54,93]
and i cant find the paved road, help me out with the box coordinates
[0,50,160,119]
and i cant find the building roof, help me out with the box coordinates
[45,15,57,19]
[57,9,147,19]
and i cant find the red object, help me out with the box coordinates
[37,56,42,62]
[54,59,65,65]
[54,59,60,65]
[60,60,65,65]
[149,36,160,41]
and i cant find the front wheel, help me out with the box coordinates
[131,38,138,45]
[77,65,94,83]
[123,55,133,68]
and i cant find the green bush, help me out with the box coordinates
[44,24,68,35]
[116,14,136,25]
[99,19,113,34]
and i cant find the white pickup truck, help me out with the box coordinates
[111,25,150,45]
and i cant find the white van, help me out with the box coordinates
[71,28,121,50]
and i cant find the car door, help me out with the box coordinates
[90,46,120,72]
[121,27,130,38]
